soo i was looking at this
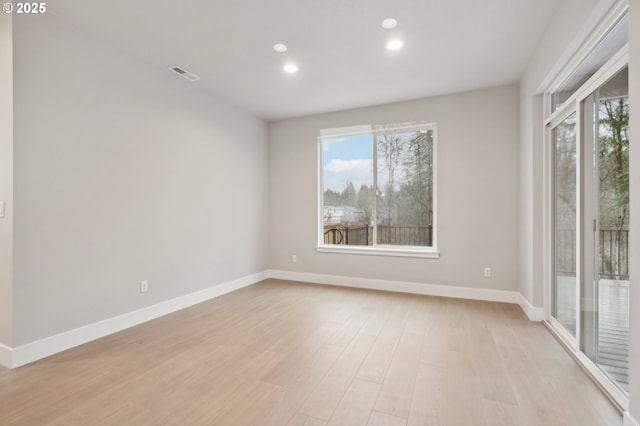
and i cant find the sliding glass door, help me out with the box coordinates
[549,60,630,397]
[581,66,630,392]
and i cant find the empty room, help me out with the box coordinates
[0,0,638,424]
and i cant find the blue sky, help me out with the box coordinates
[323,134,372,162]
[322,135,373,192]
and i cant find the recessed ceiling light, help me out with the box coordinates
[283,64,299,73]
[273,43,288,53]
[386,39,404,51]
[381,18,398,29]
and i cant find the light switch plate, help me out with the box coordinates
[0,201,4,218]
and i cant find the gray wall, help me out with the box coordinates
[11,14,268,345]
[269,85,520,291]
[628,0,639,422]
[0,13,13,348]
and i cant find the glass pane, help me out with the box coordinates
[554,112,577,337]
[321,134,374,245]
[583,66,629,392]
[375,128,434,246]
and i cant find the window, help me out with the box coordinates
[318,122,438,258]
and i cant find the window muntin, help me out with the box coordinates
[319,122,437,256]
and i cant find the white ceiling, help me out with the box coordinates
[48,0,562,121]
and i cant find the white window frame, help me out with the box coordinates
[316,122,439,259]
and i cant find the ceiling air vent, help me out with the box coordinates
[168,65,200,82]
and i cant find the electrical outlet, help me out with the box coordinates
[140,280,149,293]
[483,267,492,278]
[292,255,297,263]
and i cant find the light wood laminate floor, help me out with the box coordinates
[0,279,622,425]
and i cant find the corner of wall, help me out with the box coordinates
[0,10,14,350]
[518,293,545,322]
[0,344,12,369]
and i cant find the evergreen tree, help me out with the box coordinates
[356,184,374,221]
[341,180,357,207]
[323,188,341,206]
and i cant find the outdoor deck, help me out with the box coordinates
[556,278,629,392]
[597,280,630,390]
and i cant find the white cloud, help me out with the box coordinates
[324,159,372,191]
[325,158,370,173]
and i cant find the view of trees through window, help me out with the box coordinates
[599,95,629,232]
[321,123,435,248]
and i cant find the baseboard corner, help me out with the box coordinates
[0,343,12,369]
[518,294,545,321]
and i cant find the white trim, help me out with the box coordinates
[573,348,628,410]
[518,294,545,321]
[545,320,629,411]
[0,343,12,369]
[267,269,520,304]
[543,0,628,116]
[545,45,629,126]
[548,316,579,351]
[624,412,640,426]
[373,121,437,136]
[6,271,268,369]
[316,245,440,259]
[319,124,372,138]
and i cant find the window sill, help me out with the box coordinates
[316,245,440,259]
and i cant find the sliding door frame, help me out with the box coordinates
[543,46,629,410]
[547,101,581,350]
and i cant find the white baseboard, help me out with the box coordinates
[518,294,545,321]
[0,343,12,369]
[625,412,640,426]
[0,269,551,369]
[7,271,268,369]
[267,269,521,304]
